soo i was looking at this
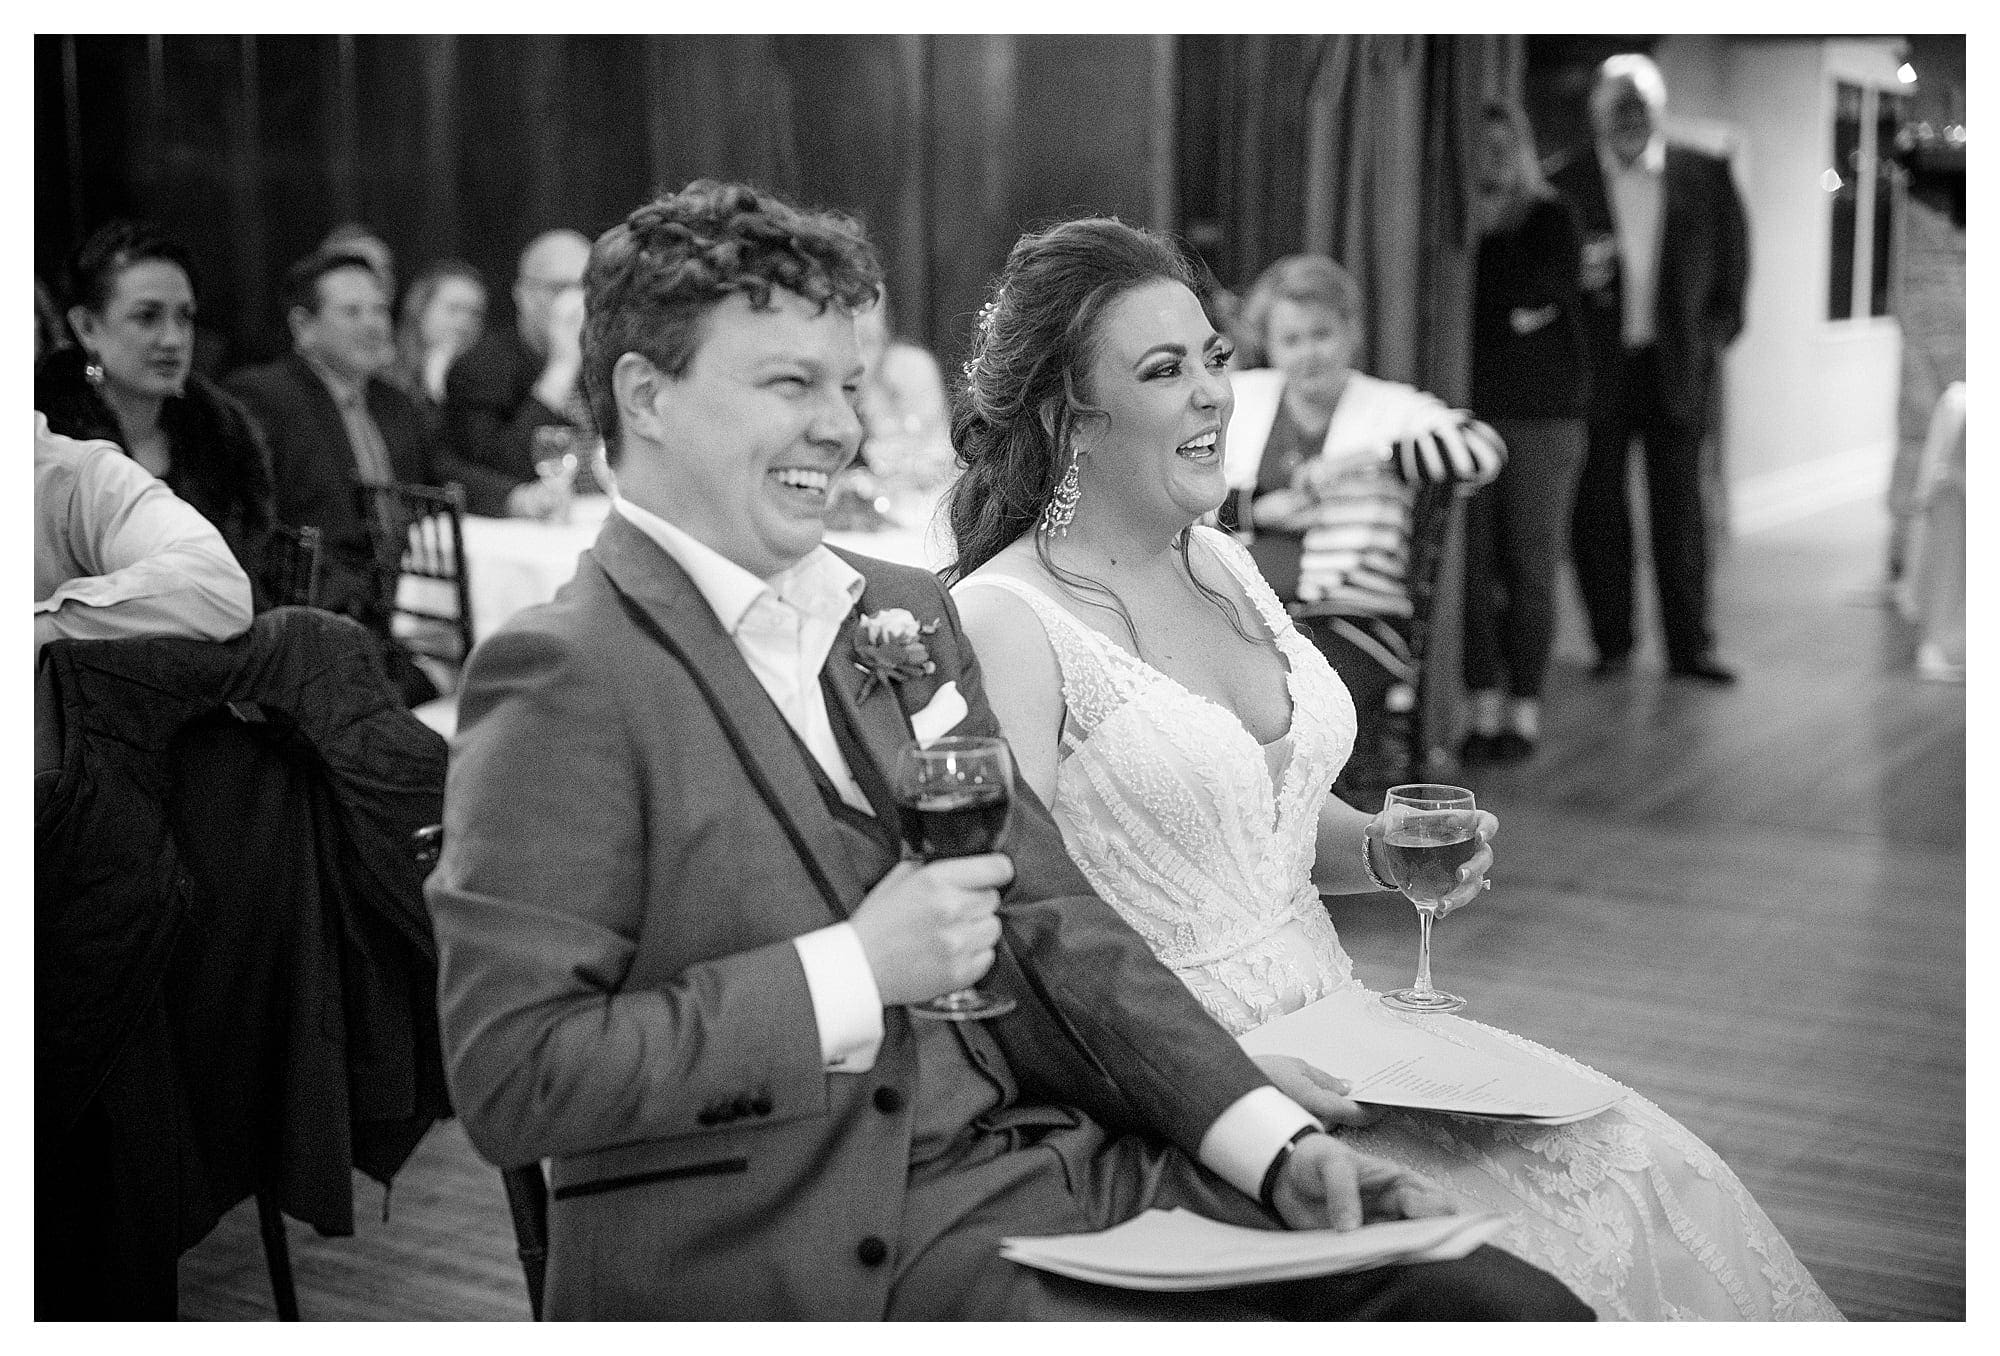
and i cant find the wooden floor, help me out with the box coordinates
[177,492,1966,1322]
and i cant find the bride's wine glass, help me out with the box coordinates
[890,735,1017,1021]
[1377,784,1482,1014]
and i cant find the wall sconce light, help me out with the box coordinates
[1820,168,1844,193]
[1897,62,1918,85]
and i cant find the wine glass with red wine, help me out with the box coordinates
[1377,784,1482,1014]
[891,735,1018,1021]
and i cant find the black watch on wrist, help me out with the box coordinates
[1258,1125,1323,1212]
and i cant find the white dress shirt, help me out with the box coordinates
[1599,133,1668,348]
[613,496,1314,1200]
[35,412,255,655]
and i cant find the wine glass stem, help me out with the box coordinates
[1412,905,1439,997]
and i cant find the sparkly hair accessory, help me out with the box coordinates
[961,290,1005,383]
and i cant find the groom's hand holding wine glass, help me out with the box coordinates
[849,854,1013,1006]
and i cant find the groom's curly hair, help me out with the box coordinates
[582,179,883,459]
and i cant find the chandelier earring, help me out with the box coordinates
[1039,442,1082,537]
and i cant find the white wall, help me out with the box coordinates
[1656,36,1907,531]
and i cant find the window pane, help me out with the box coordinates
[1871,91,1908,317]
[1828,80,1863,321]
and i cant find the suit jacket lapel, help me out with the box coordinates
[590,513,877,915]
[821,597,918,819]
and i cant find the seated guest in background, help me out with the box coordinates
[442,227,593,518]
[36,410,253,655]
[320,221,399,306]
[36,219,277,595]
[226,249,444,702]
[1460,100,1592,765]
[944,216,1842,1320]
[387,258,488,437]
[427,178,1588,1321]
[1220,253,1504,803]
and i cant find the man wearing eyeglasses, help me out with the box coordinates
[443,227,596,518]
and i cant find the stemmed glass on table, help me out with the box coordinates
[532,426,580,524]
[889,735,1018,1021]
[1376,784,1483,1014]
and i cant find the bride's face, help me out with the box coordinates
[1073,278,1235,533]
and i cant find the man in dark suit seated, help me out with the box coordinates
[441,228,594,519]
[1550,52,1751,686]
[226,250,448,701]
[424,179,1595,1321]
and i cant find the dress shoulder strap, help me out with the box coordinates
[950,573,1132,736]
[1191,525,1297,643]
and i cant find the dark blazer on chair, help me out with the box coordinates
[1549,142,1751,427]
[225,352,442,616]
[35,607,451,1317]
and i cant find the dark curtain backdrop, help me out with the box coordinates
[34,34,1176,376]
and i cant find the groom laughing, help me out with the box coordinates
[426,179,1590,1321]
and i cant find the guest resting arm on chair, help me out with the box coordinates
[426,179,1590,1321]
[35,411,253,654]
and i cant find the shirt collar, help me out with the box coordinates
[1598,132,1666,178]
[612,495,863,634]
[300,349,366,406]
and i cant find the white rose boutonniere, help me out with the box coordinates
[854,607,939,701]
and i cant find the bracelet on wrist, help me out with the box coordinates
[1259,1125,1321,1212]
[1361,832,1395,892]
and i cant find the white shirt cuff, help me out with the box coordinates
[1196,1086,1320,1201]
[792,923,884,1074]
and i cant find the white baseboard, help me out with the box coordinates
[1729,443,1893,535]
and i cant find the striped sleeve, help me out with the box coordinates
[1387,412,1506,486]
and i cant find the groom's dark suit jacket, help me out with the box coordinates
[427,511,1291,1318]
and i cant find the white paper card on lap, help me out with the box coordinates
[908,680,968,746]
[1000,1208,1508,1291]
[1237,988,1624,1123]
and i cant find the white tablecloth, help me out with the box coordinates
[433,493,952,646]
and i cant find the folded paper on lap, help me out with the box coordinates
[1001,1208,1508,1290]
[1237,988,1625,1123]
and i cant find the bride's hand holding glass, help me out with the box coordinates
[1366,786,1498,1014]
[1364,805,1499,918]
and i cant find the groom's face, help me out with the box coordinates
[644,288,867,579]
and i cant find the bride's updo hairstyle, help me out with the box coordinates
[942,217,1199,584]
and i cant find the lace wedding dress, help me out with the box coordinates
[957,526,1842,1321]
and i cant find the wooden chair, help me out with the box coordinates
[410,823,550,1321]
[1396,479,1462,784]
[361,482,475,677]
[265,524,324,609]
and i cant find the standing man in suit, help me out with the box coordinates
[226,250,448,700]
[425,180,1593,1321]
[441,228,595,519]
[1551,52,1751,684]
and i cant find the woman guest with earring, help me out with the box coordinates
[1459,101,1592,765]
[388,259,488,439]
[36,219,277,594]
